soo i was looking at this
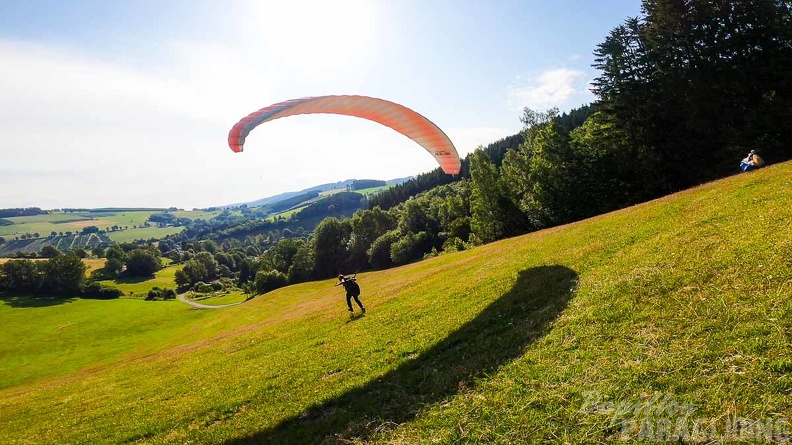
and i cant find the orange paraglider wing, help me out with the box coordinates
[228,95,461,175]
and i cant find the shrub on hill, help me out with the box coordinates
[82,282,123,299]
[124,248,163,277]
[193,282,214,293]
[390,231,432,265]
[145,286,176,301]
[255,269,288,294]
[39,245,61,258]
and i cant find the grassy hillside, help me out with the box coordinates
[1,164,791,443]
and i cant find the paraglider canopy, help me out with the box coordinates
[228,95,461,175]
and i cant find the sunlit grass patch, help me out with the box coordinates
[188,291,249,306]
[98,264,182,297]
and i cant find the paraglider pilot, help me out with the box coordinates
[740,150,765,172]
[335,274,365,314]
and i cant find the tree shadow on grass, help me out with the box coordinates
[112,274,154,284]
[226,265,578,444]
[0,293,76,308]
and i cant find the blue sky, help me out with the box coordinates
[0,0,642,209]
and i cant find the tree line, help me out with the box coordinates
[0,242,170,299]
[0,207,48,218]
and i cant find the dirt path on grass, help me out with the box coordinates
[177,293,246,309]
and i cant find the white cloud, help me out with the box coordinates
[0,40,286,208]
[0,17,516,210]
[507,68,589,111]
[0,39,474,209]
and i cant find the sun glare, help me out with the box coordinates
[243,0,376,72]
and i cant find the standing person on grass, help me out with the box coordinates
[335,273,365,314]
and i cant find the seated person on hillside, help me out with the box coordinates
[740,150,765,172]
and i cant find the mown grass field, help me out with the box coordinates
[105,226,184,243]
[318,184,393,198]
[0,211,152,238]
[82,258,106,276]
[354,184,393,196]
[0,298,217,390]
[1,164,791,444]
[171,210,222,220]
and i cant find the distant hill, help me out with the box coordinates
[226,177,412,209]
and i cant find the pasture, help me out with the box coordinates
[1,164,791,443]
[0,209,220,246]
[98,264,183,298]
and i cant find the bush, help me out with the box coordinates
[83,282,123,299]
[125,249,163,277]
[219,277,237,289]
[39,245,61,258]
[174,269,190,289]
[193,281,214,293]
[423,247,440,259]
[211,280,224,291]
[442,236,467,253]
[145,286,177,301]
[146,287,162,300]
[390,231,432,265]
[104,258,124,276]
[367,230,401,270]
[255,269,288,294]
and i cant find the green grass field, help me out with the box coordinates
[105,226,184,243]
[318,184,393,198]
[0,298,216,389]
[0,211,151,238]
[171,210,222,220]
[0,209,217,244]
[354,184,393,196]
[270,204,308,221]
[1,164,791,443]
[98,264,183,297]
[188,290,249,306]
